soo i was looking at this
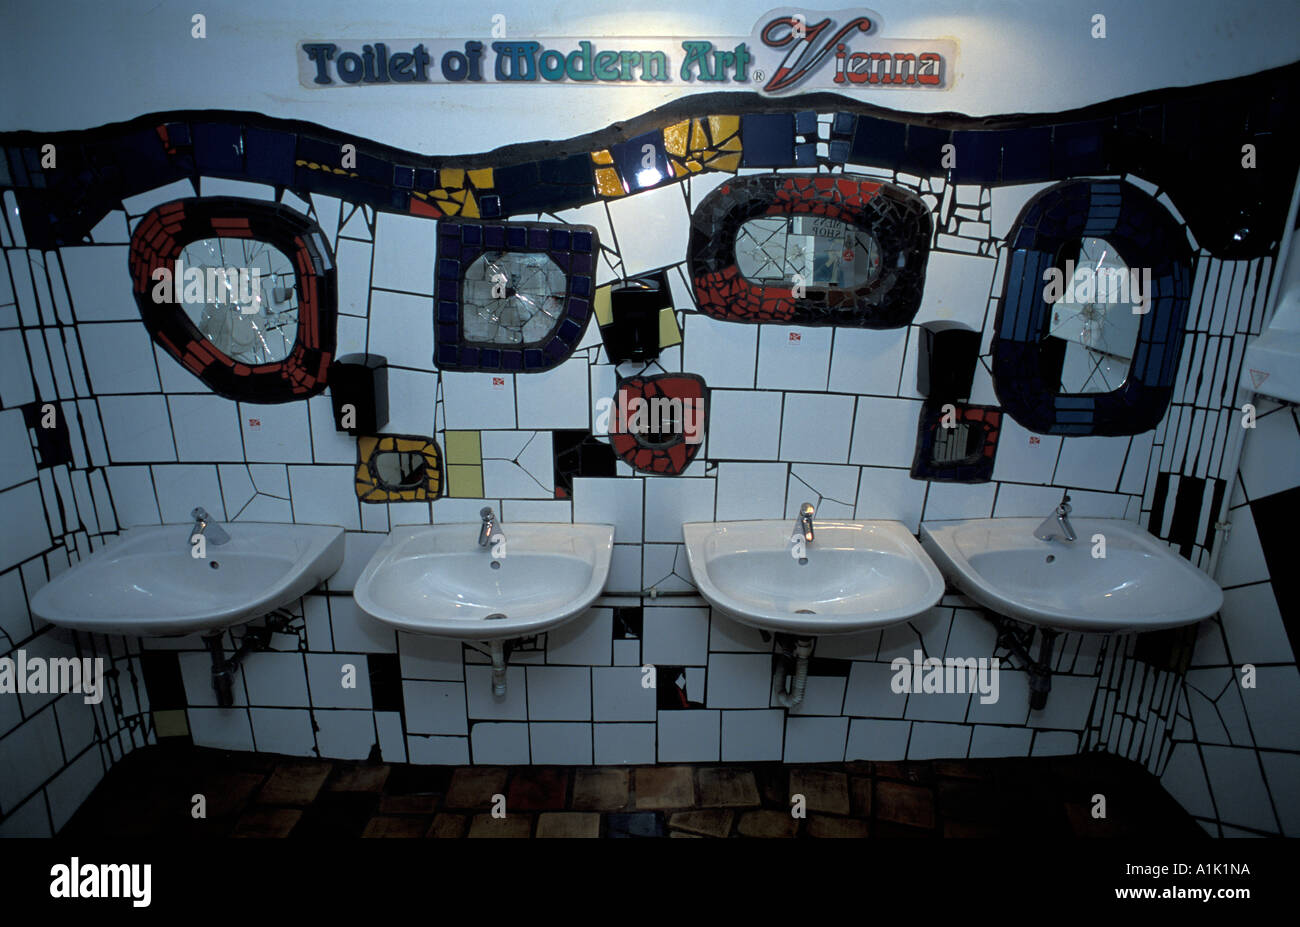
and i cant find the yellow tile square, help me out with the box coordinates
[154,710,190,738]
[659,307,683,348]
[446,464,484,499]
[443,430,482,466]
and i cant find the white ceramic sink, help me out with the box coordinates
[353,522,614,640]
[682,519,945,635]
[920,517,1223,633]
[30,522,344,637]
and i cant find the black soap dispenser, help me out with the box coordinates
[917,321,980,401]
[328,353,389,435]
[603,275,668,363]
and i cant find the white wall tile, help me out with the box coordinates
[366,289,434,369]
[921,480,996,521]
[530,722,593,764]
[515,356,590,429]
[406,734,469,764]
[657,709,720,762]
[1219,583,1293,666]
[780,393,854,463]
[335,239,373,316]
[465,665,526,719]
[783,715,847,762]
[547,607,612,666]
[642,606,709,666]
[470,721,530,764]
[594,722,656,764]
[239,401,312,463]
[59,246,139,321]
[0,408,36,490]
[98,395,175,462]
[757,325,831,391]
[786,463,860,517]
[571,476,642,543]
[605,182,690,274]
[372,212,438,295]
[721,709,785,761]
[828,327,908,396]
[402,680,468,735]
[845,718,910,760]
[842,661,908,718]
[913,251,996,329]
[287,465,360,529]
[315,709,376,759]
[241,652,309,706]
[328,595,396,654]
[854,467,926,531]
[397,631,459,678]
[305,653,373,709]
[849,397,923,467]
[249,708,317,756]
[682,313,757,388]
[151,464,224,523]
[644,475,715,542]
[1053,435,1130,491]
[440,372,515,429]
[907,721,972,759]
[713,462,786,521]
[707,390,782,460]
[79,323,160,394]
[104,465,161,527]
[169,394,243,462]
[0,483,51,572]
[526,666,591,720]
[592,666,656,721]
[186,707,254,751]
[706,653,771,708]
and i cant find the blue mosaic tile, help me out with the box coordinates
[739,113,795,167]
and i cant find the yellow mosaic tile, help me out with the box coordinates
[594,166,625,198]
[446,464,484,499]
[659,307,682,349]
[593,285,613,327]
[355,434,443,502]
[443,430,482,467]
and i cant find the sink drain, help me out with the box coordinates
[485,613,507,621]
[490,560,502,570]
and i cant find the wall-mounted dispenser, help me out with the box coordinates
[329,354,389,435]
[912,321,1000,483]
[917,320,981,401]
[602,274,670,363]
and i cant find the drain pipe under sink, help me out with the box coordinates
[773,638,814,709]
[489,640,508,697]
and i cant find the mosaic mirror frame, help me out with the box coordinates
[609,374,709,476]
[128,197,337,402]
[688,173,931,327]
[434,220,598,372]
[991,180,1193,436]
[355,434,443,503]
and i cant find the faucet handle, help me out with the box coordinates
[799,502,815,517]
[1057,490,1072,514]
[480,507,495,520]
[191,507,209,521]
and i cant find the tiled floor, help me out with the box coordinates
[59,744,1207,838]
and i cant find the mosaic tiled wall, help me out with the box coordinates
[2,60,1298,835]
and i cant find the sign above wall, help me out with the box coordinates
[297,8,956,94]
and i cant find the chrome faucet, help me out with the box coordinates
[796,502,816,543]
[478,507,498,548]
[190,507,230,546]
[1033,491,1076,543]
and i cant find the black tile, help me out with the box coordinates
[367,653,403,713]
[740,113,795,167]
[1250,484,1300,657]
[139,651,186,712]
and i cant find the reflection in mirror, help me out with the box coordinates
[372,451,428,489]
[931,423,981,465]
[462,251,566,344]
[735,215,882,288]
[178,237,299,364]
[1043,237,1144,394]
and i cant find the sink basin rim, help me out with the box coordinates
[353,522,615,640]
[682,518,946,635]
[28,521,346,637]
[919,516,1224,632]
